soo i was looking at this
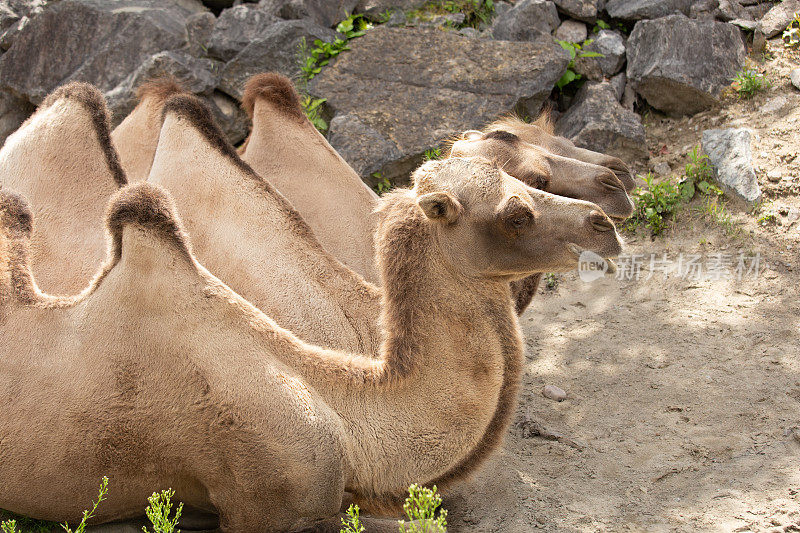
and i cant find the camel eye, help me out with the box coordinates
[509,211,533,230]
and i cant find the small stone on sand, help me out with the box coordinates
[543,384,567,402]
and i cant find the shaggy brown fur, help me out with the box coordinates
[0,190,42,306]
[135,77,185,106]
[241,72,305,122]
[106,183,193,262]
[40,82,127,187]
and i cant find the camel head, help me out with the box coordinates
[395,157,622,281]
[483,116,636,192]
[450,130,634,221]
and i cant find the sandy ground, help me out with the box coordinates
[446,41,800,533]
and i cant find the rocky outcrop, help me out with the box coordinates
[105,51,222,119]
[555,81,648,164]
[491,0,560,42]
[310,26,569,181]
[258,0,360,28]
[0,89,33,145]
[701,128,761,203]
[356,0,427,18]
[327,113,404,178]
[605,0,691,20]
[0,0,206,104]
[218,19,335,100]
[207,4,279,61]
[554,0,601,22]
[575,29,626,80]
[554,19,587,43]
[626,14,746,116]
[791,69,800,92]
[0,0,46,51]
[757,0,800,38]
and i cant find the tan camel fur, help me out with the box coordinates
[147,93,382,354]
[483,115,637,192]
[239,73,380,283]
[0,82,126,295]
[111,78,186,182]
[0,156,620,531]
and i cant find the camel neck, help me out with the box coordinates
[276,194,524,504]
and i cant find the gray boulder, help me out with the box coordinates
[554,19,587,43]
[554,0,601,22]
[0,0,45,51]
[207,90,249,145]
[605,0,691,20]
[626,14,746,116]
[555,81,648,164]
[574,29,626,80]
[310,26,570,181]
[701,128,761,203]
[791,69,800,91]
[491,0,560,42]
[0,0,205,104]
[258,0,360,28]
[609,71,626,101]
[207,4,280,61]
[327,113,404,178]
[185,11,217,57]
[757,0,800,38]
[356,0,427,18]
[218,19,336,100]
[0,90,34,146]
[105,50,223,122]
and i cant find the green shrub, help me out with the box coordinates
[555,40,604,92]
[296,13,373,132]
[339,504,364,533]
[679,146,722,200]
[298,15,372,84]
[408,1,495,29]
[423,148,442,161]
[628,173,683,236]
[398,484,447,533]
[60,477,109,533]
[299,94,328,133]
[372,172,393,195]
[731,69,770,99]
[142,489,183,533]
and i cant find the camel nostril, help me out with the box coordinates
[597,173,625,192]
[589,211,614,232]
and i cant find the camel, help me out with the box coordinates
[448,128,634,314]
[0,156,622,532]
[448,129,634,221]
[482,114,637,192]
[239,73,380,283]
[111,78,186,183]
[147,93,382,354]
[0,82,126,295]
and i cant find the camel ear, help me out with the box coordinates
[417,191,462,224]
[462,130,482,141]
